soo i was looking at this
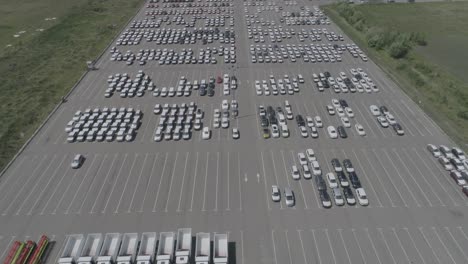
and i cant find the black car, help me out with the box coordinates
[337,126,347,138]
[348,172,362,188]
[323,81,330,88]
[379,105,389,114]
[296,115,305,126]
[269,116,278,125]
[331,158,343,172]
[276,107,283,114]
[343,159,354,172]
[336,171,350,187]
[315,175,327,191]
[392,123,404,136]
[339,99,348,108]
[199,87,207,96]
[342,187,356,205]
[267,106,275,115]
[207,88,215,97]
[209,82,215,89]
[319,190,332,208]
[260,116,269,127]
[324,71,331,78]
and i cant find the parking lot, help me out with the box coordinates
[1,0,468,263]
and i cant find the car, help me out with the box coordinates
[343,159,355,172]
[202,127,211,140]
[271,185,281,202]
[380,106,389,115]
[221,117,229,128]
[263,128,270,139]
[303,164,312,179]
[370,105,380,116]
[452,147,466,160]
[271,124,280,138]
[296,115,305,126]
[336,107,345,117]
[71,154,85,169]
[332,99,341,108]
[392,123,404,135]
[260,116,269,127]
[377,116,389,128]
[463,186,468,197]
[450,158,465,171]
[326,172,338,188]
[331,158,343,172]
[315,175,327,191]
[354,123,366,136]
[344,107,354,118]
[440,145,455,159]
[284,188,295,207]
[336,171,350,187]
[326,105,335,115]
[385,113,397,125]
[310,126,319,138]
[222,99,229,110]
[450,170,466,185]
[438,156,453,170]
[306,148,316,162]
[337,126,347,138]
[319,190,332,208]
[348,171,362,188]
[341,117,351,128]
[427,144,441,157]
[343,187,356,205]
[232,128,240,139]
[280,124,290,138]
[299,126,308,138]
[311,160,322,176]
[314,116,323,127]
[332,188,345,206]
[327,126,338,139]
[297,152,307,165]
[355,188,369,206]
[306,116,315,127]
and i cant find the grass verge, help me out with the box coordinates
[0,0,144,171]
[323,2,468,150]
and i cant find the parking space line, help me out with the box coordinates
[0,236,15,261]
[202,152,209,212]
[350,229,367,264]
[240,230,245,264]
[0,155,27,196]
[337,229,352,264]
[310,229,322,264]
[431,227,457,264]
[358,101,386,137]
[418,227,442,264]
[52,162,80,214]
[364,228,383,264]
[284,230,293,264]
[355,149,392,207]
[152,152,169,212]
[76,153,108,214]
[260,151,271,211]
[271,230,279,264]
[65,154,100,214]
[52,235,68,264]
[237,152,242,212]
[324,229,337,264]
[113,154,138,213]
[40,161,72,215]
[444,227,468,262]
[35,106,67,144]
[214,152,219,212]
[369,149,408,207]
[270,150,283,187]
[297,230,308,264]
[254,103,261,138]
[402,228,427,264]
[101,153,128,214]
[354,102,378,138]
[140,107,154,142]
[163,152,179,212]
[128,153,148,213]
[226,152,230,211]
[2,155,49,216]
[284,150,309,209]
[177,152,189,212]
[391,228,411,263]
[189,152,199,212]
[89,153,118,214]
[377,228,397,264]
[401,148,444,206]
[398,100,433,136]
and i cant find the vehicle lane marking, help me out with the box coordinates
[226,152,230,211]
[297,230,308,264]
[214,151,220,212]
[443,227,468,262]
[40,161,73,215]
[128,153,149,213]
[418,227,442,264]
[152,152,169,212]
[324,229,337,264]
[310,229,322,264]
[391,228,411,263]
[240,230,245,264]
[237,152,242,212]
[354,102,378,138]
[377,228,397,264]
[351,229,367,264]
[337,229,352,264]
[271,230,279,264]
[0,236,16,261]
[114,154,138,214]
[52,165,80,214]
[364,228,383,264]
[176,152,189,212]
[76,154,108,214]
[402,227,428,264]
[358,101,386,138]
[431,227,457,264]
[89,153,118,214]
[101,153,128,214]
[284,230,293,264]
[189,152,199,212]
[164,152,179,212]
[201,152,210,212]
[260,151,271,211]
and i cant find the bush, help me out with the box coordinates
[388,40,410,58]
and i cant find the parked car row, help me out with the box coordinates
[65,107,142,143]
[254,74,305,96]
[247,26,343,43]
[312,68,379,93]
[327,98,366,137]
[258,102,291,139]
[370,105,404,136]
[212,99,238,129]
[153,102,200,142]
[105,71,154,98]
[250,43,345,64]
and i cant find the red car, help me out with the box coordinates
[216,76,223,84]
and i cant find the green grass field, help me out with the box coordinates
[323,2,468,149]
[0,0,143,171]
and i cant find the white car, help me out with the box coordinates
[306,149,316,162]
[345,107,354,118]
[310,126,318,138]
[326,172,338,188]
[281,124,290,137]
[438,156,453,170]
[336,107,345,117]
[377,116,389,128]
[221,117,229,128]
[300,126,308,138]
[341,117,351,128]
[355,123,366,136]
[222,99,229,110]
[327,126,338,139]
[291,165,301,180]
[306,116,315,127]
[311,160,322,176]
[332,99,341,108]
[355,188,369,206]
[370,105,380,116]
[314,116,323,127]
[450,170,467,185]
[153,104,162,114]
[202,127,211,140]
[326,105,335,115]
[284,188,295,207]
[303,164,312,179]
[255,84,262,95]
[385,113,397,125]
[427,144,441,158]
[232,128,240,139]
[298,152,308,165]
[332,188,345,206]
[271,185,281,202]
[271,124,280,138]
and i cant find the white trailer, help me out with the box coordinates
[156,232,175,264]
[175,229,192,264]
[97,233,122,264]
[136,232,157,264]
[195,233,210,264]
[59,234,85,264]
[117,233,139,264]
[78,233,103,264]
[213,234,228,264]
